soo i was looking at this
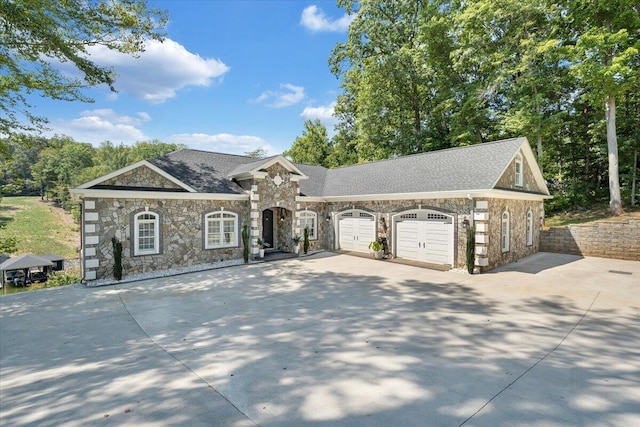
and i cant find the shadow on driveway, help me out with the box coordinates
[1,253,639,426]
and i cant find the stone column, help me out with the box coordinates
[474,200,489,271]
[250,185,260,257]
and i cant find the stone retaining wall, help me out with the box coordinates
[540,218,640,261]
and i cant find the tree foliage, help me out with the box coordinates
[284,119,333,167]
[0,0,168,134]
[1,135,183,217]
[315,0,640,214]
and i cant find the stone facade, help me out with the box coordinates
[102,166,183,190]
[252,163,300,254]
[82,197,249,280]
[495,151,544,194]
[540,219,640,261]
[478,198,544,271]
[80,154,547,280]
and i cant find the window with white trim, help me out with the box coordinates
[299,211,317,240]
[205,211,238,248]
[526,209,533,246]
[501,210,510,252]
[134,211,160,255]
[515,153,523,187]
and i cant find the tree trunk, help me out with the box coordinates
[605,94,623,215]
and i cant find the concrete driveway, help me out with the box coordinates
[1,253,639,426]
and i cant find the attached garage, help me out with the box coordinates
[393,210,454,266]
[337,210,376,253]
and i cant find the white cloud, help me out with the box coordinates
[251,83,305,108]
[168,133,276,156]
[301,102,336,121]
[47,109,150,145]
[301,102,338,131]
[86,38,229,103]
[300,5,354,33]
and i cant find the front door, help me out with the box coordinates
[262,209,274,248]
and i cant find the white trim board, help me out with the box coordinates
[70,188,249,201]
[75,160,197,193]
[298,189,551,203]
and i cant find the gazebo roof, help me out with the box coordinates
[0,254,53,271]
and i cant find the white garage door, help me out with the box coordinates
[338,211,376,253]
[395,211,453,265]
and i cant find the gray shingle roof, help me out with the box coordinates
[149,149,256,194]
[319,137,527,197]
[145,137,535,197]
[227,155,280,177]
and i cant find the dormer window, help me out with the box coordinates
[515,154,523,187]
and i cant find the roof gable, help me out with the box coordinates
[491,138,550,195]
[77,160,196,192]
[228,155,307,180]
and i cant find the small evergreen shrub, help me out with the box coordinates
[242,224,250,263]
[111,236,123,280]
[466,225,476,274]
[303,226,310,254]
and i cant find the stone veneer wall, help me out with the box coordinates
[297,202,330,252]
[494,151,543,194]
[252,163,300,254]
[101,166,183,189]
[540,219,640,261]
[82,198,249,280]
[324,199,473,269]
[476,198,544,271]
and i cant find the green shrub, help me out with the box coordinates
[47,270,81,287]
[466,224,476,274]
[111,236,123,280]
[242,224,250,263]
[303,226,310,254]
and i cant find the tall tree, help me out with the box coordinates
[452,0,568,163]
[284,120,332,167]
[563,0,640,215]
[0,0,168,135]
[330,0,440,160]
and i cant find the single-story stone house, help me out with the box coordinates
[71,137,550,281]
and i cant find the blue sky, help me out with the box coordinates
[36,1,353,155]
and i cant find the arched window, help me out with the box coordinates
[515,153,523,187]
[134,211,160,255]
[526,209,534,246]
[501,210,510,253]
[299,211,317,240]
[205,211,238,249]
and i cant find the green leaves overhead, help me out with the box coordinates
[323,0,639,212]
[0,0,168,134]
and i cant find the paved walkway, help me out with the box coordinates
[1,253,639,426]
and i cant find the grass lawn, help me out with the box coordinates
[546,204,640,227]
[0,196,80,258]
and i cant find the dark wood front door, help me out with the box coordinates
[262,209,274,248]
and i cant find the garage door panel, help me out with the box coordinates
[338,214,376,253]
[397,222,420,260]
[339,219,356,251]
[396,215,453,266]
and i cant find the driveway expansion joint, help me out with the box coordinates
[458,290,602,426]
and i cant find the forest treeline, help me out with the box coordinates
[1,0,639,218]
[0,136,184,220]
[286,0,639,213]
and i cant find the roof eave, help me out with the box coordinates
[297,189,552,203]
[70,188,250,201]
[75,160,197,193]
